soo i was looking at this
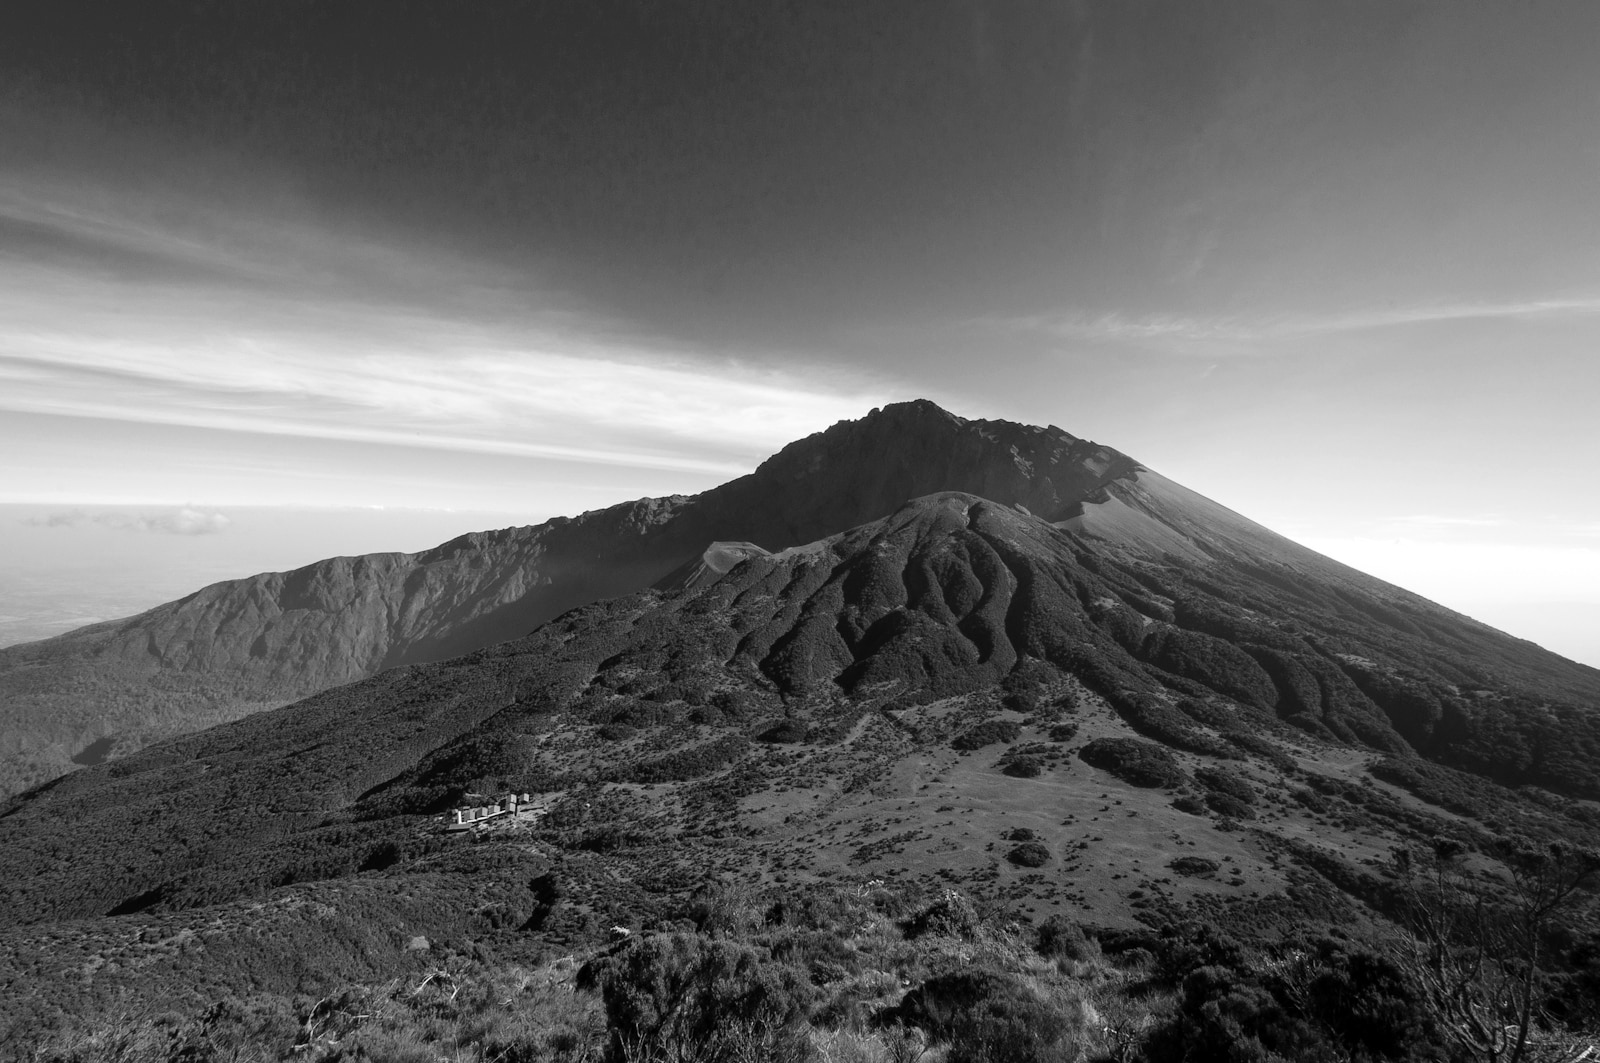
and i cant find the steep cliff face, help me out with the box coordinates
[0,401,1144,794]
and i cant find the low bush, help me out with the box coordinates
[1002,755,1044,779]
[1047,722,1079,743]
[953,720,1022,751]
[1194,767,1255,805]
[1036,915,1095,963]
[1007,842,1050,868]
[893,967,1083,1063]
[579,933,814,1063]
[903,888,981,940]
[1292,786,1328,812]
[1142,934,1438,1063]
[1169,856,1219,877]
[1078,738,1185,788]
[1204,792,1255,820]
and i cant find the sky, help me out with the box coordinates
[2,1,1599,666]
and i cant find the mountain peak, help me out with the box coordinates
[863,397,970,427]
[741,399,1128,525]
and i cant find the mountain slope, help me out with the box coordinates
[0,401,1155,795]
[6,399,1598,808]
[4,478,1600,1041]
[5,490,1598,924]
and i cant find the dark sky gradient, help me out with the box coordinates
[13,2,1600,345]
[3,1,1600,662]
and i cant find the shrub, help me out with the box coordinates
[1141,935,1436,1063]
[1002,755,1044,779]
[1078,738,1185,788]
[1047,722,1079,743]
[579,933,814,1063]
[1291,787,1328,813]
[597,723,636,742]
[894,968,1082,1063]
[1169,856,1219,877]
[1007,842,1050,868]
[1151,923,1250,987]
[1036,915,1094,962]
[684,883,760,938]
[1003,689,1042,714]
[1172,795,1206,815]
[1195,766,1256,805]
[953,720,1022,751]
[1006,828,1039,842]
[903,888,981,940]
[765,927,865,985]
[1204,792,1255,820]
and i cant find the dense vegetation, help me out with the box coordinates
[23,866,1599,1063]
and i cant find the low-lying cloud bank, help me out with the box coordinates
[26,507,232,535]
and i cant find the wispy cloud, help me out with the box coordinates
[26,507,232,535]
[0,174,495,300]
[1001,297,1600,353]
[0,179,890,481]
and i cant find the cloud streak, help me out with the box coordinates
[26,507,232,535]
[0,179,891,485]
[1003,297,1600,355]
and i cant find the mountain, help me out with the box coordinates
[3,402,1599,1045]
[0,400,1164,797]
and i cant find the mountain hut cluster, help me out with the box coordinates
[446,792,535,831]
